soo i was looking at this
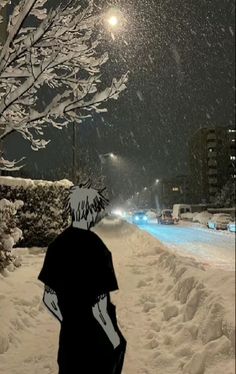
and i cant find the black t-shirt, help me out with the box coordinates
[38,226,119,319]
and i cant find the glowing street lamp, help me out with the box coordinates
[108,15,119,27]
[110,153,117,159]
[104,7,124,31]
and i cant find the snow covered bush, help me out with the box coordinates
[0,177,73,247]
[0,0,128,170]
[0,198,23,271]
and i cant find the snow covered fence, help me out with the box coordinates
[0,198,23,271]
[0,177,73,247]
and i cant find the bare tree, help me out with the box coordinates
[0,0,128,170]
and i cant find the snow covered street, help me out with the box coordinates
[0,220,235,374]
[135,222,235,271]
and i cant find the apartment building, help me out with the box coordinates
[157,175,191,209]
[189,127,236,203]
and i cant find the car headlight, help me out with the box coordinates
[135,216,139,221]
[143,216,148,221]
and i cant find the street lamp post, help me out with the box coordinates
[72,123,77,183]
[99,153,117,167]
[99,153,116,195]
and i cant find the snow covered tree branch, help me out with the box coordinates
[0,0,128,169]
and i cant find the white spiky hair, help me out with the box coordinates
[67,181,109,224]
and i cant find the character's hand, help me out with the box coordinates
[92,294,121,349]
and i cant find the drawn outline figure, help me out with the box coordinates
[38,182,126,374]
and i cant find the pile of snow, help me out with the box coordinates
[0,249,60,373]
[97,217,136,238]
[153,252,235,373]
[193,211,213,226]
[100,217,123,226]
[146,211,158,222]
[181,212,198,221]
[146,210,156,218]
[180,211,214,226]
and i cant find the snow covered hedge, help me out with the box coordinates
[0,198,23,271]
[0,177,73,247]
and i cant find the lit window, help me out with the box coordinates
[172,187,179,192]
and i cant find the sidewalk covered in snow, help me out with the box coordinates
[0,220,235,374]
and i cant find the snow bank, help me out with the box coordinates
[0,249,60,373]
[154,252,235,373]
[181,212,198,221]
[97,217,136,236]
[180,211,213,226]
[100,217,124,226]
[193,211,213,226]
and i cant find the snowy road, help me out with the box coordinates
[135,222,235,271]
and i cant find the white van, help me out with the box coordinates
[172,204,192,222]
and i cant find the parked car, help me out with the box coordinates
[227,222,236,232]
[172,204,192,222]
[158,209,174,225]
[207,214,232,230]
[145,210,158,222]
[132,211,148,224]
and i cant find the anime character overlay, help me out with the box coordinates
[42,181,121,349]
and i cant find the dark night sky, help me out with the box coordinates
[4,0,235,199]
